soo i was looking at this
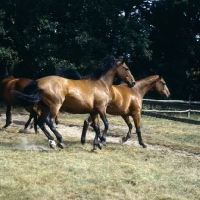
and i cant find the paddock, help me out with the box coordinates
[0,107,199,200]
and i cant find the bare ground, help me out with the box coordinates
[0,113,199,160]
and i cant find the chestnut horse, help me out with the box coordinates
[11,56,135,150]
[81,75,170,148]
[0,62,36,129]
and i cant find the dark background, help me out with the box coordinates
[0,0,199,100]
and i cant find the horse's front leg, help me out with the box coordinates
[3,105,12,128]
[121,115,133,143]
[132,112,147,148]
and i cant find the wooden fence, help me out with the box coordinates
[142,99,200,124]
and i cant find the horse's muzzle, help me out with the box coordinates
[164,94,171,99]
[128,81,136,88]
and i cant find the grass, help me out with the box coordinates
[0,107,200,200]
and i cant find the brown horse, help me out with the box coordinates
[11,56,135,150]
[0,62,37,129]
[81,75,171,148]
[25,68,83,130]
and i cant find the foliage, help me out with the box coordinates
[0,0,200,99]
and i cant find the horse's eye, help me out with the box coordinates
[125,68,129,71]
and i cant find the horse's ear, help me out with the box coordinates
[119,55,127,64]
[122,56,126,63]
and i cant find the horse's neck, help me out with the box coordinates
[100,70,115,89]
[134,75,159,98]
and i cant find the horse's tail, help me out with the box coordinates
[11,80,41,106]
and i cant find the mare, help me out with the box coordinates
[81,74,171,148]
[11,56,135,150]
[26,68,83,129]
[0,62,36,130]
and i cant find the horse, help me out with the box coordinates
[11,56,136,150]
[26,68,83,130]
[0,61,37,130]
[81,74,171,148]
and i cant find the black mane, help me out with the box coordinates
[89,56,115,79]
[55,56,119,80]
[135,70,158,81]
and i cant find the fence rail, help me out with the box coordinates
[142,99,200,124]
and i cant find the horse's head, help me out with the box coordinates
[0,61,9,80]
[154,75,171,99]
[115,57,135,88]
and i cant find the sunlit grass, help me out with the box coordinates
[0,107,200,200]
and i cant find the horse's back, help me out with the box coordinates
[15,78,32,92]
[36,75,110,113]
[0,76,31,104]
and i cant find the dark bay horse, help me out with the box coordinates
[0,62,35,129]
[81,75,171,148]
[11,56,135,150]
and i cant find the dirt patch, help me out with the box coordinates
[0,113,199,160]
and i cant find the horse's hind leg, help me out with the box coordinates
[45,113,64,149]
[90,114,103,150]
[121,115,133,142]
[24,108,38,133]
[44,105,64,148]
[99,112,109,146]
[55,114,59,128]
[81,115,93,145]
[37,117,56,148]
[3,105,12,128]
[132,112,147,148]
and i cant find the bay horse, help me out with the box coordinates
[26,68,83,130]
[0,62,36,129]
[81,74,171,148]
[11,56,135,150]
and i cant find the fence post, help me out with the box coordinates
[188,94,192,118]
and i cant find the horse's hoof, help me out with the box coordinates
[92,146,97,151]
[100,137,106,146]
[102,141,106,146]
[81,139,85,145]
[49,140,56,149]
[140,143,147,148]
[122,136,128,143]
[23,129,28,133]
[57,142,65,149]
[97,143,103,150]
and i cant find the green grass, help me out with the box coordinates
[0,107,200,200]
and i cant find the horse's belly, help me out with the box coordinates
[61,97,93,114]
[107,103,127,115]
